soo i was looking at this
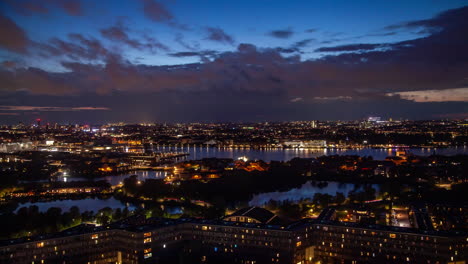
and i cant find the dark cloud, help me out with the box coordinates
[4,0,84,16]
[294,39,314,48]
[56,0,83,16]
[367,32,398,37]
[36,33,111,61]
[275,47,297,54]
[268,28,294,39]
[174,33,200,50]
[276,38,314,54]
[1,6,468,122]
[383,7,467,32]
[100,22,168,52]
[205,27,234,44]
[1,61,17,68]
[5,0,49,16]
[168,50,218,58]
[305,28,317,33]
[142,0,173,22]
[316,43,384,52]
[168,50,218,62]
[99,24,135,46]
[0,105,109,111]
[0,13,29,53]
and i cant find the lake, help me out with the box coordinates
[249,181,380,206]
[15,197,135,213]
[154,145,468,161]
[60,170,167,185]
[14,197,184,215]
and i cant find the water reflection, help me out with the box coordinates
[15,197,135,213]
[249,181,380,206]
[59,170,167,185]
[155,146,467,161]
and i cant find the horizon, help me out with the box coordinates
[2,118,468,126]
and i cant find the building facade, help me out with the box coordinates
[1,214,467,264]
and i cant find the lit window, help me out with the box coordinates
[143,238,151,243]
[389,234,396,239]
[202,226,208,231]
[91,234,99,240]
[296,241,302,247]
[144,232,151,238]
[37,242,44,248]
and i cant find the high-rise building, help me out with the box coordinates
[1,208,466,264]
[311,120,318,128]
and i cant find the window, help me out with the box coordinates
[389,234,396,239]
[202,226,208,231]
[37,242,44,248]
[143,238,151,243]
[144,232,151,238]
[91,234,99,240]
[296,241,302,247]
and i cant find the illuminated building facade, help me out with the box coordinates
[1,215,466,264]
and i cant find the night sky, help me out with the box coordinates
[0,0,467,124]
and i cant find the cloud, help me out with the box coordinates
[276,39,314,54]
[4,0,84,16]
[384,6,468,35]
[1,6,468,121]
[313,96,353,101]
[141,0,188,29]
[205,27,234,44]
[366,32,398,37]
[71,107,110,110]
[305,28,317,33]
[36,33,111,61]
[433,112,468,119]
[100,22,168,52]
[268,28,294,39]
[5,0,48,16]
[1,61,17,68]
[290,97,303,102]
[0,105,110,111]
[315,43,384,52]
[56,0,83,16]
[0,14,29,53]
[387,88,468,102]
[168,50,218,58]
[174,33,199,50]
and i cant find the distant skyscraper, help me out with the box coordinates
[311,120,318,128]
[367,116,381,122]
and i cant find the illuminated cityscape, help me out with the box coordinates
[1,0,468,263]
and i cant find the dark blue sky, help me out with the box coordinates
[0,0,467,124]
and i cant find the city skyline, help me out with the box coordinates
[1,0,468,123]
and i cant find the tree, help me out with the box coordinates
[335,192,346,205]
